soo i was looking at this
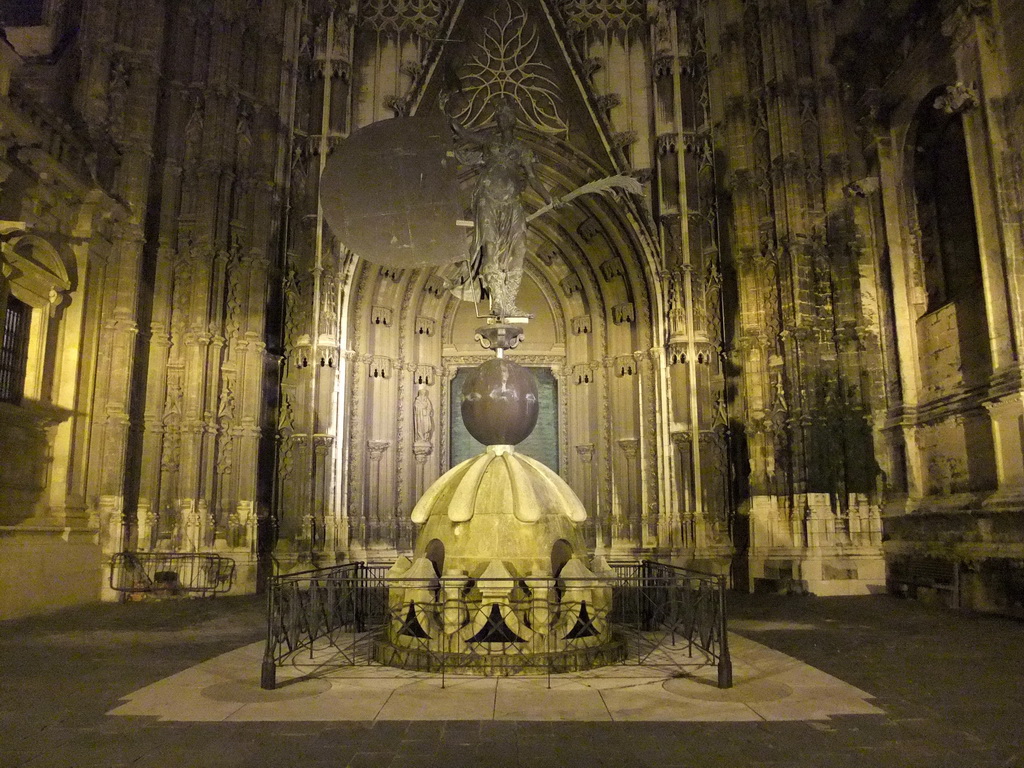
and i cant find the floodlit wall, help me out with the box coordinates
[0,0,1021,616]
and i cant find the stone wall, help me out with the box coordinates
[2,0,1023,615]
[833,0,1024,614]
[0,23,127,616]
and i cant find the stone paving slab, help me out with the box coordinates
[2,592,1024,767]
[107,630,881,722]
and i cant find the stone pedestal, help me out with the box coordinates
[377,444,622,674]
[746,494,886,596]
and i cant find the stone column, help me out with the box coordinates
[575,444,596,550]
[80,0,168,558]
[367,439,391,545]
[672,430,693,548]
[984,395,1024,495]
[413,436,432,473]
[616,438,640,548]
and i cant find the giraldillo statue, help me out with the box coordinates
[443,94,553,318]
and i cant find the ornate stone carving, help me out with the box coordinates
[423,274,446,297]
[320,267,338,337]
[369,356,392,379]
[942,0,992,42]
[572,363,597,384]
[383,94,410,117]
[560,274,583,297]
[358,0,449,37]
[667,342,686,365]
[414,365,435,385]
[560,0,648,36]
[379,265,402,283]
[367,439,391,463]
[571,315,592,335]
[450,0,567,135]
[576,444,595,463]
[614,355,637,376]
[612,130,639,150]
[107,55,131,143]
[595,93,622,113]
[617,437,639,459]
[611,302,635,325]
[600,256,626,282]
[183,95,204,168]
[577,218,600,242]
[933,82,979,114]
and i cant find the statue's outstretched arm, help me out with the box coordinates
[439,91,486,146]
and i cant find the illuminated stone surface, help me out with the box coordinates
[2,0,1024,621]
[377,443,618,673]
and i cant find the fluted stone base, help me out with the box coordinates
[372,635,627,675]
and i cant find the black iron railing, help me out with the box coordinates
[261,559,731,690]
[109,551,236,597]
[609,561,732,688]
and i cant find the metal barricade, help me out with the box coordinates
[109,551,236,597]
[260,559,732,690]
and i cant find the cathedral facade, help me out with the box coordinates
[1,0,1022,618]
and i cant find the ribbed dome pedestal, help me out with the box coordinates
[375,445,624,674]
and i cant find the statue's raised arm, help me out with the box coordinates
[440,92,487,149]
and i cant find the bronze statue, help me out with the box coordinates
[442,95,553,318]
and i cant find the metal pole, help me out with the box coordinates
[547,583,553,689]
[260,576,277,690]
[309,577,317,660]
[716,577,733,689]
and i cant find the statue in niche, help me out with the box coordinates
[442,94,554,318]
[413,386,434,445]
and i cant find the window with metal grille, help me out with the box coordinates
[0,296,31,404]
[0,0,46,26]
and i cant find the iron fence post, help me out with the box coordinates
[261,576,278,690]
[355,563,366,632]
[716,576,733,689]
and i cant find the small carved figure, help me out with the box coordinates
[413,386,434,444]
[442,94,553,317]
[933,82,978,115]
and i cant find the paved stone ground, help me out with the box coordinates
[1,591,1022,768]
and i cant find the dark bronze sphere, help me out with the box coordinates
[461,358,539,445]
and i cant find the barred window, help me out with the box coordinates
[0,296,31,404]
[0,0,46,27]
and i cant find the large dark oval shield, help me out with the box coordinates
[319,114,465,268]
